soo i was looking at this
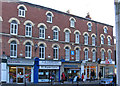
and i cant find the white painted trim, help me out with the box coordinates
[100,48,106,52]
[74,46,81,50]
[8,38,20,44]
[103,26,108,30]
[107,49,112,53]
[87,21,92,26]
[83,47,89,51]
[69,17,76,22]
[64,45,71,49]
[52,26,60,31]
[52,43,60,49]
[83,32,89,36]
[8,17,20,24]
[24,20,35,26]
[100,34,105,38]
[23,40,34,46]
[0,16,3,21]
[63,28,71,33]
[38,41,47,47]
[91,33,96,38]
[74,30,81,35]
[37,23,47,29]
[107,35,112,39]
[46,11,54,17]
[17,4,27,11]
[91,48,96,52]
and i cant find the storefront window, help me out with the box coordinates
[9,66,16,83]
[9,66,31,83]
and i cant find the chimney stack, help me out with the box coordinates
[86,12,91,19]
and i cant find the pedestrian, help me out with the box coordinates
[113,73,116,86]
[99,71,101,80]
[61,72,65,83]
[82,73,84,82]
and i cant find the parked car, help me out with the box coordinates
[100,75,114,84]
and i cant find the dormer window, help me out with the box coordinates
[17,4,27,17]
[87,22,92,31]
[46,11,54,23]
[69,17,76,28]
[104,26,108,34]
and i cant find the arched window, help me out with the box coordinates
[53,28,59,41]
[84,49,88,60]
[108,37,111,45]
[65,47,70,61]
[92,35,95,46]
[88,23,92,31]
[108,51,111,59]
[76,48,80,61]
[53,45,59,60]
[92,50,96,62]
[47,13,52,23]
[65,30,70,42]
[104,27,107,33]
[75,32,79,44]
[101,50,105,60]
[39,25,45,39]
[101,36,104,44]
[84,34,88,45]
[18,6,25,17]
[25,23,32,37]
[10,41,17,58]
[10,20,18,35]
[25,42,32,58]
[70,19,75,28]
[39,44,45,59]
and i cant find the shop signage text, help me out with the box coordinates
[39,61,61,65]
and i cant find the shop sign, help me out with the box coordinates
[71,51,74,55]
[38,79,49,82]
[39,66,59,69]
[39,61,61,65]
[64,65,78,68]
[7,58,34,65]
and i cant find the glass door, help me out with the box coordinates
[17,67,25,83]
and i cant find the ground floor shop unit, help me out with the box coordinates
[98,61,115,79]
[34,60,61,82]
[1,57,34,84]
[61,61,81,81]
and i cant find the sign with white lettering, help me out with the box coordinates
[71,51,74,55]
[39,61,61,65]
[39,66,59,69]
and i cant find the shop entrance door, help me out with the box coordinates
[17,67,25,84]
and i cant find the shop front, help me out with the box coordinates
[98,60,115,78]
[38,60,61,82]
[7,58,34,84]
[81,62,98,80]
[61,62,81,81]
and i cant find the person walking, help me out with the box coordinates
[61,72,65,83]
[99,71,101,80]
[82,73,84,82]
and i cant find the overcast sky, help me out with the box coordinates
[20,0,115,35]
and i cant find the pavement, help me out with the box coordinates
[1,80,102,86]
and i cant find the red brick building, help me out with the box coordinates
[0,1,114,83]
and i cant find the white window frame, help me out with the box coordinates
[88,23,92,31]
[101,50,105,60]
[92,36,95,46]
[75,32,79,44]
[53,46,59,60]
[47,13,52,23]
[25,42,32,59]
[108,51,111,59]
[10,21,18,35]
[108,37,111,45]
[53,28,59,41]
[92,50,96,62]
[65,30,70,42]
[85,49,88,60]
[39,25,45,39]
[84,34,88,45]
[25,23,32,37]
[18,6,25,17]
[76,48,80,61]
[70,19,75,28]
[65,47,70,61]
[39,44,45,59]
[104,27,107,33]
[10,41,17,58]
[101,36,104,44]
